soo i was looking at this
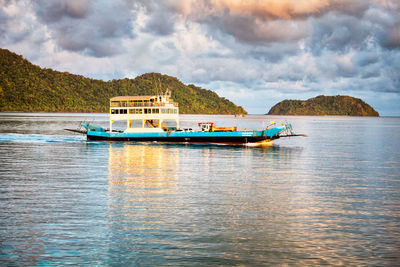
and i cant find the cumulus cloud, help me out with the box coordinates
[32,0,139,57]
[1,0,400,114]
[36,0,90,22]
[201,13,309,45]
[166,0,368,20]
[143,3,176,36]
[0,0,38,44]
[309,13,371,55]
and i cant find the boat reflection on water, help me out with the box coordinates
[105,142,301,221]
[96,142,400,266]
[107,143,180,228]
[106,143,300,192]
[104,143,317,265]
[108,143,179,194]
[105,143,303,210]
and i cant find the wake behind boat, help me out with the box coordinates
[67,91,305,145]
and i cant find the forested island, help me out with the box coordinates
[268,95,379,116]
[0,48,246,114]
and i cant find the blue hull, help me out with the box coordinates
[86,128,284,144]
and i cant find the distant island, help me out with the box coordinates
[0,48,246,114]
[267,95,379,116]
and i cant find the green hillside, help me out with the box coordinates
[268,95,379,116]
[0,48,246,114]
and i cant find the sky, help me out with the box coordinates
[1,0,400,115]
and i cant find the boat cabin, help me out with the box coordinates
[198,122,237,132]
[198,122,214,132]
[109,92,179,133]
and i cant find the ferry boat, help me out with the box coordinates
[71,91,304,145]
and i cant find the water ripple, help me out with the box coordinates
[0,114,399,266]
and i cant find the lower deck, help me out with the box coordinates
[86,129,282,144]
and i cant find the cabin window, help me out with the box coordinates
[130,120,142,127]
[154,108,159,114]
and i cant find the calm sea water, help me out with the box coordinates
[0,113,399,266]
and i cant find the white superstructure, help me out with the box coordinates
[109,91,179,133]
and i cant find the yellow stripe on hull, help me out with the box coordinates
[246,139,274,146]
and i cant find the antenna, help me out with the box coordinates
[165,85,171,97]
[158,78,162,95]
[154,77,158,95]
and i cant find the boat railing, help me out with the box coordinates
[110,101,178,108]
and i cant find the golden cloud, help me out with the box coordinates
[166,0,390,20]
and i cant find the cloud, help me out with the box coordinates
[382,25,400,49]
[143,3,176,36]
[164,0,400,52]
[0,0,37,44]
[166,0,369,20]
[36,0,90,22]
[33,0,138,57]
[352,51,379,67]
[201,13,309,45]
[308,13,372,55]
[1,0,400,115]
[249,42,302,63]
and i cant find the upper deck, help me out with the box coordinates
[110,94,178,115]
[110,95,178,108]
[109,94,179,132]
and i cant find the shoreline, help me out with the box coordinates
[1,111,398,117]
[0,111,246,115]
[266,113,380,117]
